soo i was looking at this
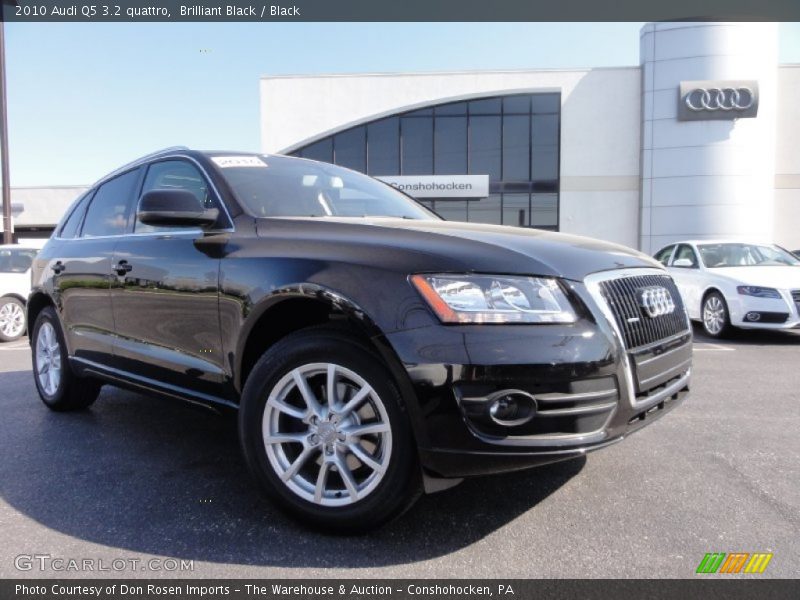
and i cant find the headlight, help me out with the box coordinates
[411,274,578,324]
[736,286,782,299]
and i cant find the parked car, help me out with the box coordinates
[654,240,800,338]
[0,242,44,342]
[29,148,691,531]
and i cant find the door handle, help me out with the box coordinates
[113,260,133,276]
[50,261,65,274]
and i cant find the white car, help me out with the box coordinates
[0,242,44,342]
[654,240,800,337]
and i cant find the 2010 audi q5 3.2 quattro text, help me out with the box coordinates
[28,148,692,531]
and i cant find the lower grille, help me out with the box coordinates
[599,274,689,350]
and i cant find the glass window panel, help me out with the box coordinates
[503,95,531,114]
[59,192,92,239]
[531,194,558,228]
[532,148,559,181]
[81,169,140,237]
[434,102,467,116]
[531,93,561,114]
[334,127,366,172]
[532,114,559,147]
[468,194,502,225]
[434,116,467,174]
[404,107,433,117]
[401,117,433,174]
[502,115,530,181]
[502,193,530,227]
[435,200,468,223]
[301,138,333,163]
[469,116,501,180]
[468,98,502,115]
[367,118,399,176]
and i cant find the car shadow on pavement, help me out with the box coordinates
[691,322,800,345]
[0,372,585,569]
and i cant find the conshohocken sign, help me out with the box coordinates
[376,175,490,199]
[678,80,759,121]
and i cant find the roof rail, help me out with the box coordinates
[95,146,191,185]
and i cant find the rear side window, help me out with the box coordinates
[654,245,674,266]
[0,248,37,273]
[81,169,140,238]
[58,191,93,239]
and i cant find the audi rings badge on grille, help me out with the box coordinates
[684,87,755,112]
[638,286,676,318]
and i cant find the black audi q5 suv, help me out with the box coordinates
[29,148,692,531]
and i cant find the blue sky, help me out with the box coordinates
[6,22,800,185]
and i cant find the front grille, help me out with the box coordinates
[599,274,689,350]
[792,290,800,304]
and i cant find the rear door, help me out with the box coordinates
[109,159,230,401]
[47,169,141,365]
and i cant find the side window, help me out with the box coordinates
[654,245,674,266]
[81,170,141,238]
[135,160,215,233]
[58,191,94,239]
[673,244,699,268]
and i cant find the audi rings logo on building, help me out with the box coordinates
[678,80,758,121]
[638,286,676,318]
[684,87,755,112]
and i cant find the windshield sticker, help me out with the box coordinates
[211,156,268,168]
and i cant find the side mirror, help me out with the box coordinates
[137,189,219,228]
[672,258,695,268]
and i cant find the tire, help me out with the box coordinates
[0,296,26,342]
[32,306,102,411]
[239,326,421,533]
[701,291,732,338]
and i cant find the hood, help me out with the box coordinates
[710,266,800,289]
[255,217,660,281]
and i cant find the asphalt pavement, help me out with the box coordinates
[0,326,798,579]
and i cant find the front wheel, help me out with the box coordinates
[702,292,732,338]
[32,307,102,411]
[239,327,421,532]
[0,296,26,342]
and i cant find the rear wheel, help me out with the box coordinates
[32,307,102,411]
[239,327,420,532]
[0,296,26,342]
[702,292,732,338]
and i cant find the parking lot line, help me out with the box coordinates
[693,343,735,351]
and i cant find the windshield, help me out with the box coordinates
[211,154,439,220]
[0,248,37,273]
[697,243,800,268]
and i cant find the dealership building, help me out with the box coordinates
[260,21,800,253]
[5,22,799,254]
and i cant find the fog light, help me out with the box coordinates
[745,312,761,322]
[487,390,537,427]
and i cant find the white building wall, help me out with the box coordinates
[774,65,800,251]
[260,68,641,248]
[639,22,780,253]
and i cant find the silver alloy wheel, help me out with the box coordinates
[0,300,25,339]
[703,295,725,335]
[35,322,62,396]
[262,362,392,507]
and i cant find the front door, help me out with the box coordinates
[109,159,229,401]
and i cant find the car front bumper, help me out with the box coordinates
[727,291,800,330]
[382,274,692,478]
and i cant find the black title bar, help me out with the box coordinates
[2,0,800,22]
